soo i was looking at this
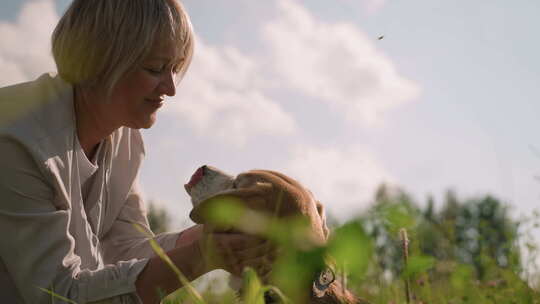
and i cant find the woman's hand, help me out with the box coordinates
[202,230,276,278]
[177,224,276,278]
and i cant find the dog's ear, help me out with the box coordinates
[242,170,329,244]
[316,201,330,240]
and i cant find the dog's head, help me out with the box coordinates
[184,166,329,243]
[184,166,366,303]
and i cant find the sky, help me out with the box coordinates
[1,0,539,233]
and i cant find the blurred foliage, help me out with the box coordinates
[147,200,172,234]
[363,184,522,281]
[143,184,540,304]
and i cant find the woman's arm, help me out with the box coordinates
[99,178,180,263]
[134,225,204,303]
[135,225,274,304]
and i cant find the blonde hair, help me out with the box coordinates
[52,0,194,94]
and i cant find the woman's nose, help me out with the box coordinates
[160,70,177,97]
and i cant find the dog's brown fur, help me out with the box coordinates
[186,167,368,304]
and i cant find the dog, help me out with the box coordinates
[184,165,366,304]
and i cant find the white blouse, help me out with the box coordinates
[0,73,180,303]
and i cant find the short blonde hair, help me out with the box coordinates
[52,0,194,93]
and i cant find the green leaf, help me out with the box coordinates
[403,255,435,278]
[37,287,78,304]
[383,204,416,234]
[327,220,373,281]
[242,267,265,304]
[202,197,246,226]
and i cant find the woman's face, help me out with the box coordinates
[107,42,180,129]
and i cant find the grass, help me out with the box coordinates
[158,198,540,303]
[41,197,540,303]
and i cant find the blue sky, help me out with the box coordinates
[1,0,539,231]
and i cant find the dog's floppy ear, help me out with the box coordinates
[239,170,329,244]
[316,201,329,240]
[237,170,320,217]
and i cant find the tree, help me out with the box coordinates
[452,195,521,279]
[147,200,171,234]
[360,185,521,281]
[362,184,421,278]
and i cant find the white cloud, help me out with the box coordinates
[262,0,420,126]
[336,0,387,15]
[165,38,297,147]
[282,144,393,221]
[362,0,386,15]
[0,0,57,87]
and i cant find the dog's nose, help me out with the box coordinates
[185,165,207,195]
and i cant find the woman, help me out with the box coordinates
[0,0,273,303]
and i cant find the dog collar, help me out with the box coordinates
[312,267,336,298]
[263,267,336,302]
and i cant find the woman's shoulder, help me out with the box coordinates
[0,73,76,164]
[0,73,71,116]
[2,73,71,120]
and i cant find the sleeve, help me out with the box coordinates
[100,179,180,264]
[0,138,147,304]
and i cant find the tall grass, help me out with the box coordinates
[41,196,540,303]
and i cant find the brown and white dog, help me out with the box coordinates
[184,165,366,304]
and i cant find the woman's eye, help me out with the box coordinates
[145,67,162,74]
